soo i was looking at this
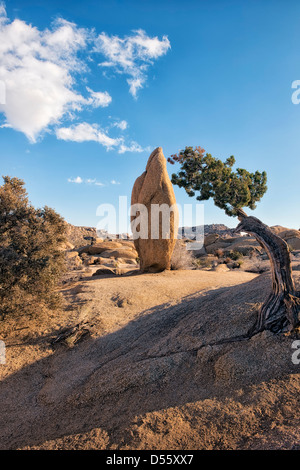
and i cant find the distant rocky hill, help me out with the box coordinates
[178,224,236,240]
[65,223,97,247]
[66,222,300,253]
[66,222,237,246]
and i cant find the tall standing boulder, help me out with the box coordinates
[131,147,178,273]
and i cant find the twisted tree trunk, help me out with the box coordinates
[235,209,300,333]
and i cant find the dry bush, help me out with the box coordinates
[171,240,195,270]
[239,253,270,274]
[215,248,224,259]
[193,258,213,269]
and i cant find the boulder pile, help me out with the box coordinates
[76,239,139,276]
[193,225,300,258]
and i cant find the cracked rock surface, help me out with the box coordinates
[1,269,300,450]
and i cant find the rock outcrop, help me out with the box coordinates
[65,223,97,247]
[75,240,139,275]
[131,147,178,273]
[179,223,236,240]
[78,241,124,256]
[200,227,300,258]
[271,227,300,251]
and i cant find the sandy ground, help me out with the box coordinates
[0,268,300,450]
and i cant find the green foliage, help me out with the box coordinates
[193,257,213,269]
[228,250,243,261]
[168,146,267,217]
[0,176,67,319]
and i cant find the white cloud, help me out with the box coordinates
[57,121,149,154]
[112,119,128,130]
[56,122,119,149]
[68,176,83,184]
[86,178,104,186]
[67,176,106,186]
[0,2,6,22]
[94,29,170,97]
[118,140,149,154]
[0,8,90,142]
[111,179,120,185]
[127,77,144,98]
[0,4,170,149]
[85,87,112,108]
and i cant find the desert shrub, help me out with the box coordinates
[240,253,270,274]
[0,176,67,320]
[227,250,243,261]
[193,257,213,269]
[215,248,224,259]
[228,260,243,269]
[249,248,257,259]
[171,241,194,270]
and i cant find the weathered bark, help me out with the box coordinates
[235,209,300,333]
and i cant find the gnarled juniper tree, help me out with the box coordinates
[168,146,300,333]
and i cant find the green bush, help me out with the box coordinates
[228,250,243,261]
[0,176,67,320]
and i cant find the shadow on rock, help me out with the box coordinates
[0,273,299,449]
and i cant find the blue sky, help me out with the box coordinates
[1,0,300,232]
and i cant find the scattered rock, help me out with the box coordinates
[212,263,230,272]
[286,237,300,251]
[204,233,221,246]
[271,227,300,251]
[65,251,82,268]
[59,241,75,251]
[83,256,98,266]
[100,248,138,259]
[226,238,262,256]
[92,266,116,276]
[65,251,80,260]
[93,238,104,244]
[204,234,262,256]
[120,258,138,265]
[77,245,92,255]
[78,241,123,256]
